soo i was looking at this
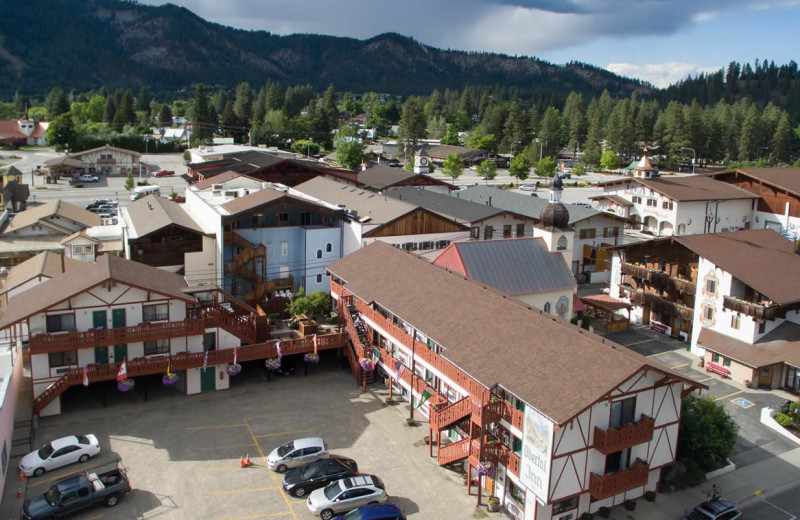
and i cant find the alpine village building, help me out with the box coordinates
[328,179,702,520]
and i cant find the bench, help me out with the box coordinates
[650,322,668,334]
[705,362,730,378]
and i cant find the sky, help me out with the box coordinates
[143,0,800,88]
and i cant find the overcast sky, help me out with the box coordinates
[142,0,800,88]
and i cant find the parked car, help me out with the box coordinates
[85,199,112,210]
[20,435,101,477]
[519,184,538,191]
[681,498,742,520]
[268,437,328,472]
[77,174,99,183]
[307,475,388,520]
[332,504,406,520]
[282,456,358,497]
[151,169,175,177]
[20,467,130,519]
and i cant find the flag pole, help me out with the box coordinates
[410,330,416,423]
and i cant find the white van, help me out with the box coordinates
[131,185,161,201]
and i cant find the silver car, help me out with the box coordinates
[307,474,388,520]
[267,437,328,472]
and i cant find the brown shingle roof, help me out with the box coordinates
[0,254,194,328]
[0,251,82,295]
[601,175,758,202]
[193,171,262,190]
[427,145,486,161]
[4,200,101,235]
[327,241,692,425]
[698,324,800,369]
[675,229,800,305]
[711,168,800,198]
[69,144,141,158]
[125,195,205,237]
[219,188,289,216]
[357,165,454,190]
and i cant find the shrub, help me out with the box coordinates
[580,315,591,330]
[775,412,793,427]
[678,394,738,471]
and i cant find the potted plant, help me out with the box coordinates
[360,358,374,372]
[644,490,656,502]
[303,353,319,365]
[624,499,636,511]
[117,378,135,392]
[162,373,179,386]
[406,417,416,426]
[461,473,469,486]
[598,506,610,518]
[580,513,593,520]
[265,357,281,371]
[226,363,242,376]
[384,396,393,404]
[487,496,500,512]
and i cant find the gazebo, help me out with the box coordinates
[580,294,631,332]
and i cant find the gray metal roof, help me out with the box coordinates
[386,186,504,222]
[457,186,600,225]
[450,238,575,295]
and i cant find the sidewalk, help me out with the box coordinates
[0,363,35,519]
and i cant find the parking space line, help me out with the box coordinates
[646,351,670,357]
[28,468,84,488]
[186,423,247,430]
[764,499,797,520]
[246,412,302,420]
[202,467,242,472]
[698,377,714,382]
[218,512,293,520]
[243,416,299,520]
[209,487,277,494]
[192,443,257,451]
[624,339,655,347]
[254,429,312,439]
[670,363,689,369]
[715,390,744,401]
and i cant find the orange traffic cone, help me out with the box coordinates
[244,454,252,467]
[17,486,23,498]
[18,472,24,482]
[239,456,245,468]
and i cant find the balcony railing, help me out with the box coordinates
[589,460,649,500]
[431,397,473,431]
[486,400,524,431]
[620,262,696,295]
[722,295,800,322]
[593,415,654,455]
[624,287,694,321]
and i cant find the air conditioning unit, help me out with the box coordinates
[212,184,223,191]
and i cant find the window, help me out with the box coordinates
[610,397,636,429]
[316,274,323,284]
[723,357,732,368]
[316,249,322,259]
[603,227,618,238]
[647,198,657,207]
[553,497,579,515]
[484,226,493,240]
[543,302,551,313]
[731,314,740,330]
[704,307,715,321]
[326,243,332,253]
[204,332,216,351]
[632,195,642,204]
[512,436,522,456]
[706,280,716,294]
[48,350,77,367]
[579,228,596,239]
[507,479,526,506]
[503,225,512,238]
[516,223,525,237]
[46,313,75,333]
[557,236,567,251]
[471,227,480,240]
[662,200,674,210]
[712,353,720,363]
[300,212,312,225]
[72,244,92,255]
[278,212,289,224]
[144,338,170,355]
[143,303,169,322]
[759,321,766,334]
[605,448,631,474]
[281,242,288,256]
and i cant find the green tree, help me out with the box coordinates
[536,156,557,177]
[292,140,320,157]
[426,115,447,140]
[112,90,136,132]
[103,97,116,124]
[476,160,497,184]
[284,84,313,118]
[45,113,75,150]
[678,394,738,471]
[334,126,365,170]
[158,104,173,127]
[467,129,497,152]
[234,82,254,120]
[45,87,70,118]
[135,86,151,113]
[508,154,531,183]
[85,95,106,123]
[440,124,461,146]
[600,150,621,171]
[398,97,427,153]
[771,112,793,164]
[190,84,213,145]
[441,153,463,181]
[124,170,135,192]
[265,80,285,112]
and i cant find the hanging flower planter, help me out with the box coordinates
[226,363,242,376]
[162,373,179,386]
[359,358,374,372]
[477,461,495,476]
[303,353,319,365]
[117,378,135,392]
[265,357,281,372]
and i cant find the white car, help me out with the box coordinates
[307,475,388,520]
[19,434,101,477]
[267,437,328,472]
[519,184,538,191]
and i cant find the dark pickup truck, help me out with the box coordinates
[21,468,131,520]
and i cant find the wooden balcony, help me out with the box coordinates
[593,415,654,455]
[624,288,694,321]
[430,397,472,431]
[486,400,524,431]
[722,296,800,321]
[30,308,256,354]
[32,331,348,414]
[589,460,649,500]
[437,437,470,465]
[620,262,696,295]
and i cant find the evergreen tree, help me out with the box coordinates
[158,104,173,127]
[45,87,70,118]
[234,82,254,120]
[441,124,460,146]
[265,80,285,112]
[191,84,213,145]
[103,97,116,124]
[398,97,427,153]
[770,111,793,164]
[135,86,151,112]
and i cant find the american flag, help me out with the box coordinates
[395,363,406,381]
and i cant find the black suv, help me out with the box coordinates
[282,456,358,498]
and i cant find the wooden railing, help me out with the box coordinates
[486,400,524,431]
[437,437,471,465]
[722,295,800,321]
[32,331,348,414]
[620,262,696,295]
[224,231,253,250]
[625,288,694,321]
[593,415,654,455]
[430,397,472,431]
[589,460,649,500]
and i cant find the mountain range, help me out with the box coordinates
[0,0,652,98]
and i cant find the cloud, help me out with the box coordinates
[606,62,722,88]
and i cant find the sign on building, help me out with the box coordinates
[519,405,554,505]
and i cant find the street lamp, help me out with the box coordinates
[680,147,696,174]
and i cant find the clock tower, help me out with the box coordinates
[414,146,430,174]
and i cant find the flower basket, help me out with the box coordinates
[487,496,500,512]
[644,491,656,502]
[265,357,281,371]
[303,353,319,365]
[162,373,179,386]
[359,358,374,372]
[477,461,495,476]
[624,499,636,511]
[117,378,135,392]
[226,363,242,376]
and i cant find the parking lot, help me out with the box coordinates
[10,359,487,520]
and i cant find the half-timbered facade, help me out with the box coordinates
[328,241,700,519]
